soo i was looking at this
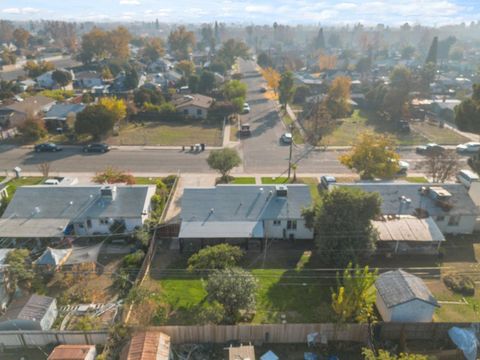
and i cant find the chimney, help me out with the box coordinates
[100,185,117,201]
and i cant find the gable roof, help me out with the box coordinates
[376,269,439,308]
[48,345,95,360]
[2,95,55,114]
[35,247,72,266]
[336,183,477,217]
[44,103,86,120]
[0,185,155,238]
[172,94,214,109]
[1,294,55,323]
[121,331,170,360]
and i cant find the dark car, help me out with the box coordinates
[83,143,110,153]
[320,175,337,189]
[415,143,445,155]
[34,143,62,152]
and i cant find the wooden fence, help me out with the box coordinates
[146,323,369,344]
[0,330,108,348]
[378,322,480,341]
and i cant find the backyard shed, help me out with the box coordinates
[48,345,97,360]
[34,247,72,270]
[375,269,439,322]
[120,331,171,360]
[229,344,255,360]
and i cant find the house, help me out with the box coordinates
[48,345,97,360]
[44,103,86,128]
[336,183,479,235]
[375,269,439,322]
[0,185,157,239]
[74,71,103,89]
[179,185,313,250]
[229,344,256,360]
[17,79,37,92]
[0,95,55,129]
[147,58,173,73]
[0,249,13,310]
[36,69,75,89]
[172,94,214,119]
[34,247,73,270]
[120,331,171,360]
[0,293,57,330]
[372,215,445,255]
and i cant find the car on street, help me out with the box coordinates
[397,160,410,174]
[83,143,110,153]
[456,142,480,154]
[239,123,251,137]
[320,175,337,189]
[242,103,250,114]
[415,143,445,155]
[281,132,293,144]
[34,143,62,152]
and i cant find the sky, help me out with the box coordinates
[0,0,479,25]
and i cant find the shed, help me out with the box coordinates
[0,293,58,330]
[48,345,97,360]
[375,269,439,322]
[35,247,72,269]
[229,344,256,360]
[120,331,171,360]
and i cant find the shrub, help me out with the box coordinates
[123,250,145,268]
[188,244,244,271]
[92,167,136,184]
[444,274,475,296]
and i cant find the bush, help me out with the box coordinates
[123,250,145,268]
[21,118,47,141]
[444,274,475,296]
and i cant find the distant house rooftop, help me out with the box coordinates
[0,294,55,327]
[121,331,171,360]
[44,103,86,121]
[1,95,55,114]
[172,94,214,110]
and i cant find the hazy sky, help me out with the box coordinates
[0,0,479,25]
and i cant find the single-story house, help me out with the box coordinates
[34,247,73,270]
[48,345,97,360]
[120,331,171,360]
[0,293,57,330]
[18,79,37,92]
[36,69,75,89]
[373,215,445,255]
[147,58,173,73]
[44,103,86,127]
[179,185,313,250]
[172,94,214,119]
[0,185,157,239]
[375,269,439,322]
[0,95,55,129]
[0,249,13,310]
[229,345,255,360]
[74,70,103,89]
[336,183,479,235]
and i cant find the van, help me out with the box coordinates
[44,179,60,185]
[457,169,479,188]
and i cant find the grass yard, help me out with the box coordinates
[107,120,223,146]
[231,177,257,184]
[261,176,289,184]
[3,176,43,194]
[399,176,429,183]
[411,122,470,145]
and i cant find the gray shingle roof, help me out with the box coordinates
[180,185,311,238]
[336,183,477,217]
[376,269,439,308]
[44,103,86,120]
[1,294,55,323]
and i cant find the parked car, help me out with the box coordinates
[457,169,480,188]
[34,143,62,152]
[398,120,411,133]
[242,103,250,114]
[83,143,110,153]
[320,175,337,189]
[456,142,480,154]
[239,123,251,137]
[415,143,445,155]
[44,178,60,185]
[281,132,293,144]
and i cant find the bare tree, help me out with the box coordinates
[38,162,51,178]
[303,99,335,146]
[417,150,460,183]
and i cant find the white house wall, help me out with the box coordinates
[376,290,435,322]
[264,219,314,240]
[435,215,476,234]
[39,299,58,330]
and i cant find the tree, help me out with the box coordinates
[206,267,257,323]
[12,28,31,48]
[188,244,244,271]
[318,54,337,71]
[142,37,165,63]
[98,97,127,122]
[106,26,131,60]
[303,187,381,267]
[340,132,400,180]
[175,60,195,78]
[21,117,47,141]
[198,71,216,94]
[325,76,351,119]
[223,80,247,113]
[216,39,249,69]
[425,36,438,65]
[134,87,163,108]
[38,162,51,178]
[331,263,377,323]
[279,71,295,108]
[168,26,195,60]
[5,249,34,296]
[303,100,335,145]
[92,166,136,185]
[0,80,20,100]
[79,27,108,64]
[75,105,116,140]
[124,68,139,90]
[293,85,310,104]
[52,69,72,89]
[1,47,16,65]
[260,67,280,94]
[455,84,480,132]
[24,60,55,77]
[313,28,325,49]
[362,349,429,360]
[418,150,460,183]
[383,66,412,120]
[206,148,241,182]
[257,52,273,68]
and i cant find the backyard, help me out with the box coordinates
[107,119,223,146]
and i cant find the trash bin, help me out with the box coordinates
[13,166,22,179]
[200,143,205,151]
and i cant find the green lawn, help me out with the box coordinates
[411,122,470,145]
[261,177,289,184]
[231,177,257,184]
[107,120,223,146]
[4,177,43,194]
[401,176,429,183]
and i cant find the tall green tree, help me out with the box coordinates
[455,84,480,132]
[198,70,216,94]
[168,26,195,60]
[303,188,381,267]
[52,69,73,88]
[279,71,295,108]
[75,104,116,140]
[5,249,34,296]
[331,263,377,323]
[216,39,249,69]
[313,28,325,49]
[257,52,273,68]
[425,36,438,65]
[325,76,351,119]
[223,80,247,113]
[206,148,241,182]
[382,66,412,120]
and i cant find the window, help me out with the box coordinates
[436,215,445,222]
[183,109,188,115]
[287,220,297,230]
[448,215,461,226]
[86,219,92,228]
[196,109,202,116]
[100,218,109,225]
[273,220,281,226]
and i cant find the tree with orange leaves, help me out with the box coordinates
[260,67,280,94]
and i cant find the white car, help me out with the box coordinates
[281,132,293,144]
[398,160,410,174]
[242,103,250,114]
[456,142,480,154]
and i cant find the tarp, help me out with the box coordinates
[260,351,279,360]
[448,327,478,360]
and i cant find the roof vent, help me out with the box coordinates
[429,186,452,201]
[276,185,288,197]
[100,185,117,201]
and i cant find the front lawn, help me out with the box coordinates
[107,120,223,146]
[261,176,289,184]
[3,176,43,195]
[231,177,257,184]
[411,122,469,145]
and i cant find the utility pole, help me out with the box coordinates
[287,124,294,179]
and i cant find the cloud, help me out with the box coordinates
[2,7,40,14]
[119,0,141,5]
[245,5,274,13]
